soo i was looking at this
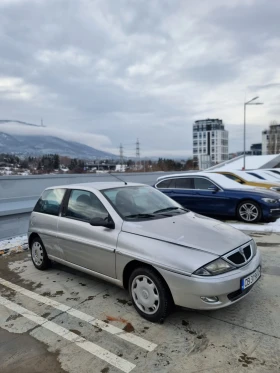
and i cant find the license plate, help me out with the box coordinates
[241,266,261,290]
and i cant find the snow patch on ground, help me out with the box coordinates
[228,218,280,233]
[0,235,28,256]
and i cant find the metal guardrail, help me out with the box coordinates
[0,171,185,240]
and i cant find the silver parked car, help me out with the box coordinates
[29,182,261,322]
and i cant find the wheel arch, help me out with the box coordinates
[122,260,174,303]
[28,232,41,249]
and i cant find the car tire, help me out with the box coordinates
[129,266,173,322]
[30,237,50,270]
[237,200,261,223]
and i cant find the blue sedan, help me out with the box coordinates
[155,172,280,223]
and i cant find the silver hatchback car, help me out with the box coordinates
[28,182,261,322]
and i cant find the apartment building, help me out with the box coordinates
[193,119,229,170]
[262,124,280,155]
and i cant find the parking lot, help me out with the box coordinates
[0,231,280,373]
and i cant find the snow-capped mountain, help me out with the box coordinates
[0,132,117,159]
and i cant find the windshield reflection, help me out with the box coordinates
[102,186,188,220]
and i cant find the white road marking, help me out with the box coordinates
[0,277,157,351]
[0,296,135,373]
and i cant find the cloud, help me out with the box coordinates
[183,62,238,85]
[0,0,279,158]
[0,76,38,101]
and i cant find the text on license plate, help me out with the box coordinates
[241,266,261,290]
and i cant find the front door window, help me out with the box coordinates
[194,178,215,190]
[65,189,109,222]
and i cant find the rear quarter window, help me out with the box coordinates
[34,188,66,216]
[156,179,176,188]
[156,179,171,188]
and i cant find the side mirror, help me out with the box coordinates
[90,217,115,229]
[208,186,219,193]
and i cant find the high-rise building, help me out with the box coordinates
[262,124,280,155]
[250,143,262,155]
[193,119,229,170]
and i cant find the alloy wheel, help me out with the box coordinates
[239,203,259,222]
[131,275,160,315]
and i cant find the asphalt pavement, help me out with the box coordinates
[0,232,280,373]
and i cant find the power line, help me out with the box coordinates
[136,138,141,170]
[136,138,140,158]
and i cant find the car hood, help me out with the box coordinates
[122,211,250,256]
[252,180,280,186]
[225,187,280,197]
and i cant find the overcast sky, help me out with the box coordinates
[0,0,279,158]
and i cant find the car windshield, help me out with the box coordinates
[102,186,188,220]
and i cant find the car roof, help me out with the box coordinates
[265,168,280,172]
[156,172,254,189]
[157,172,203,181]
[212,170,276,184]
[157,171,229,180]
[247,169,280,180]
[45,182,146,192]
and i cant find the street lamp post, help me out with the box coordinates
[243,96,263,170]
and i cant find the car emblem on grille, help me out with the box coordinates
[239,247,247,261]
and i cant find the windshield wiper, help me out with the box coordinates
[125,213,156,219]
[153,207,189,214]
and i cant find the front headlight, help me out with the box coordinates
[193,258,234,276]
[251,239,258,256]
[262,197,278,203]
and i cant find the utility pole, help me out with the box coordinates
[243,103,247,169]
[119,143,124,169]
[136,138,140,171]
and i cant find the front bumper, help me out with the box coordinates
[157,250,262,310]
[269,207,280,217]
[262,203,280,219]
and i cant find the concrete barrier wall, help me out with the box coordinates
[1,213,31,240]
[0,172,168,200]
[0,171,185,240]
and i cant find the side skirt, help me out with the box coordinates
[48,255,123,288]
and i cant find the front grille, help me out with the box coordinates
[227,251,245,265]
[225,243,253,267]
[243,245,251,259]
